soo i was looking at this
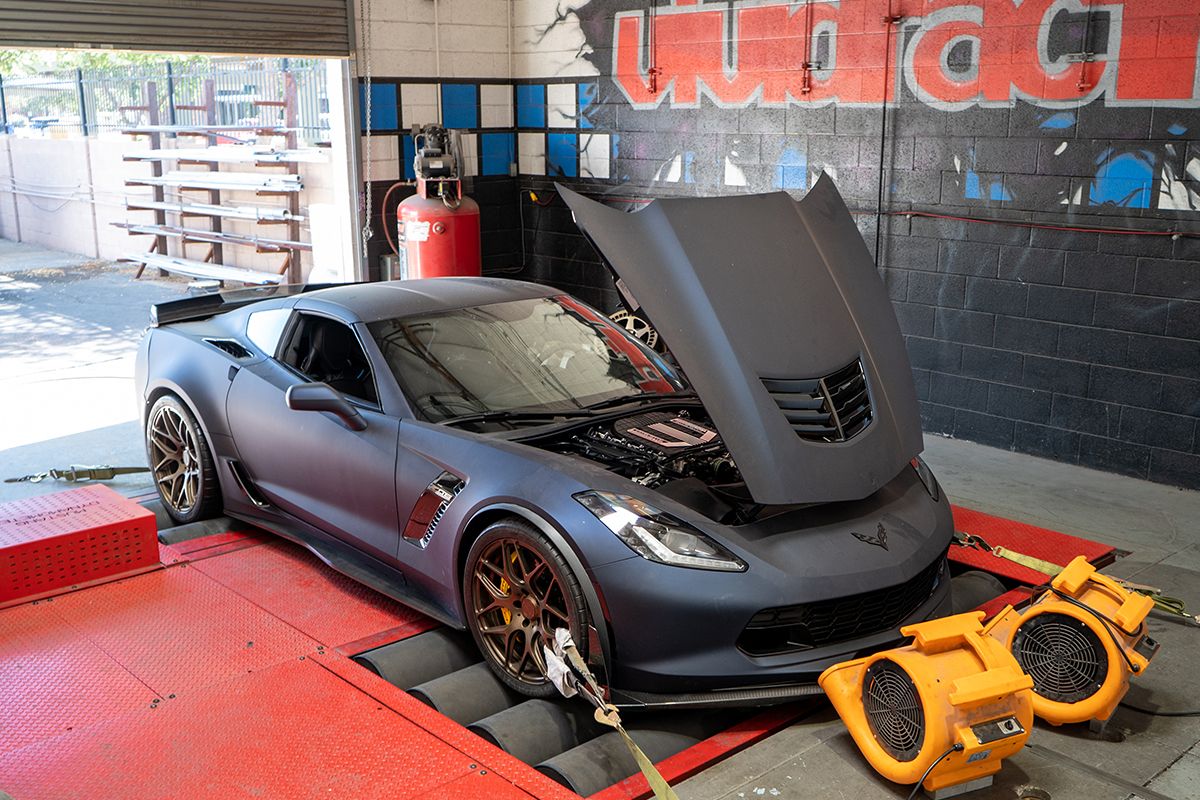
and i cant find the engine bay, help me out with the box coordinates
[524,407,764,524]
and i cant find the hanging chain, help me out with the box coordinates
[359,0,375,259]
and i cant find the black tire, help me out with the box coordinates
[145,394,222,526]
[463,518,590,698]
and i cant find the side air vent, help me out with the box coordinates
[226,459,270,507]
[402,472,466,549]
[204,338,254,360]
[762,358,872,443]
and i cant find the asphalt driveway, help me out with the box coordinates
[0,239,188,503]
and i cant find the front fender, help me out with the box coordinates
[457,499,618,678]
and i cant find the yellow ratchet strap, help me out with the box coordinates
[953,531,1198,624]
[562,644,681,800]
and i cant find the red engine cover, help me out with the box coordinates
[0,485,158,607]
[398,194,482,279]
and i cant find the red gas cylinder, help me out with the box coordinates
[397,193,481,279]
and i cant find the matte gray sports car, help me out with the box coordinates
[135,175,954,706]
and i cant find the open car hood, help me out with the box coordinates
[559,175,923,506]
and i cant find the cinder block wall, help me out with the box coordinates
[354,0,521,277]
[361,0,1200,489]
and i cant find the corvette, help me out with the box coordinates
[135,175,954,706]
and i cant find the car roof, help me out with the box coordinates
[296,277,560,323]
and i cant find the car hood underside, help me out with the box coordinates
[559,176,923,506]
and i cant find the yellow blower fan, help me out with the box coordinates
[984,555,1159,725]
[819,613,1033,796]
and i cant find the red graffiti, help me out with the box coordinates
[613,0,1200,110]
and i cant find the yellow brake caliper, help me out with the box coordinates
[499,549,518,624]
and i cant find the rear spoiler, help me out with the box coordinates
[150,283,343,327]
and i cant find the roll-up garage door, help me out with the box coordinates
[0,0,353,57]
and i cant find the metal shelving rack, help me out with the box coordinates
[118,74,320,286]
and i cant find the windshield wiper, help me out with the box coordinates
[441,408,598,428]
[583,390,697,411]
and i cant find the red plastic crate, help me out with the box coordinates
[0,485,158,607]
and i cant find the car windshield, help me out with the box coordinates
[368,295,687,422]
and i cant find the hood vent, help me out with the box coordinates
[762,358,872,443]
[204,338,253,360]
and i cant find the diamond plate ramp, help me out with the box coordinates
[45,563,318,698]
[0,601,158,756]
[190,538,435,648]
[0,657,511,800]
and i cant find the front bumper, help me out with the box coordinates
[596,556,952,702]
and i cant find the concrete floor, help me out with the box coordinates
[2,239,1197,799]
[681,437,1200,800]
[0,239,186,502]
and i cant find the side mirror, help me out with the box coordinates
[285,382,367,431]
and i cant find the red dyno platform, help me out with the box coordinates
[950,505,1117,587]
[0,485,158,607]
[0,489,1124,800]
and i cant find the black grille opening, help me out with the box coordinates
[204,338,253,359]
[863,659,925,762]
[1012,612,1108,703]
[737,557,944,657]
[762,358,872,443]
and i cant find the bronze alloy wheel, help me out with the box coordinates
[145,394,220,525]
[466,521,587,695]
[149,403,200,515]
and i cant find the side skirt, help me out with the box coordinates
[225,508,461,630]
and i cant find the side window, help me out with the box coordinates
[281,314,378,405]
[246,308,292,355]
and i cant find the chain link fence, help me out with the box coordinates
[1,57,330,145]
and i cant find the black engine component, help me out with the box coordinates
[550,409,736,487]
[528,407,749,521]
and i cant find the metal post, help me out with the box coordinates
[145,81,169,267]
[284,71,302,283]
[202,78,223,266]
[75,68,90,137]
[165,61,178,128]
[0,74,8,130]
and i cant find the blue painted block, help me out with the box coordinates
[402,135,416,180]
[965,169,982,199]
[1090,151,1154,209]
[516,84,546,128]
[773,147,807,190]
[440,83,478,129]
[1039,111,1075,130]
[578,82,598,129]
[547,133,578,178]
[481,133,515,176]
[360,83,398,131]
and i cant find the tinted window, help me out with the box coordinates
[281,314,378,405]
[368,295,684,422]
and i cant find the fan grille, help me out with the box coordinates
[862,659,925,762]
[1012,612,1108,703]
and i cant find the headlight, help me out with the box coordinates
[574,491,747,572]
[911,455,939,501]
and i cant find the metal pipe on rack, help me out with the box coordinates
[115,222,312,252]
